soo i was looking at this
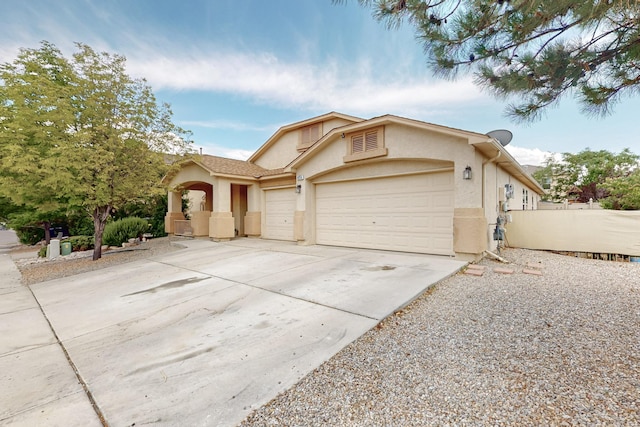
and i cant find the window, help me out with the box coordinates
[522,189,529,210]
[298,123,322,149]
[343,126,387,162]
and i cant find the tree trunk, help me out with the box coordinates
[92,205,112,260]
[43,221,51,245]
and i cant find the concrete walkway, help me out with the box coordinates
[1,237,465,426]
[0,234,102,425]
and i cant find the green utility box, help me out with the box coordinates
[61,241,72,256]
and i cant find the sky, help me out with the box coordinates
[1,0,639,166]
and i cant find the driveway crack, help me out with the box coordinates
[152,259,380,321]
[26,284,109,427]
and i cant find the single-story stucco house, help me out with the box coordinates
[164,112,544,261]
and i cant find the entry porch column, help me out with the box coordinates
[209,178,235,241]
[164,190,186,234]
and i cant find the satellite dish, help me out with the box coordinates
[487,129,513,146]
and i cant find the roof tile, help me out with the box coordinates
[198,155,284,178]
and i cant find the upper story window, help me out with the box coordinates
[343,126,388,162]
[298,123,322,150]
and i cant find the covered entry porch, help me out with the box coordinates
[165,181,256,240]
[163,157,265,240]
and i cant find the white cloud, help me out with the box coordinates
[195,144,253,160]
[180,119,275,132]
[126,50,484,117]
[506,145,558,166]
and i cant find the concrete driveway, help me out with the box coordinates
[3,238,465,426]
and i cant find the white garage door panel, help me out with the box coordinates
[264,188,295,241]
[316,172,454,255]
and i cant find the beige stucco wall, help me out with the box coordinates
[244,211,261,236]
[384,124,481,208]
[190,211,211,237]
[323,118,355,133]
[187,190,206,213]
[298,127,473,178]
[209,211,235,240]
[297,124,485,207]
[506,210,640,256]
[481,161,542,252]
[311,159,452,183]
[453,207,488,260]
[253,118,358,170]
[254,131,300,170]
[494,166,539,211]
[169,163,215,187]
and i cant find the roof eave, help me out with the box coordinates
[471,139,545,194]
[287,114,490,171]
[248,112,365,163]
[257,172,295,181]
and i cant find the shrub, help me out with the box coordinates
[112,194,173,238]
[102,217,149,247]
[38,246,47,258]
[68,213,94,236]
[68,235,94,251]
[16,226,45,246]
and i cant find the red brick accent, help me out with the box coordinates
[523,268,543,276]
[494,267,515,274]
[464,269,484,276]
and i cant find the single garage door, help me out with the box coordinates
[316,172,454,255]
[263,187,296,241]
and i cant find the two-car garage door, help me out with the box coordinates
[315,172,454,255]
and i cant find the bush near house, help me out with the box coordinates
[17,226,45,246]
[68,235,94,252]
[102,217,149,247]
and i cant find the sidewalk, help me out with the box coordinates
[0,252,101,426]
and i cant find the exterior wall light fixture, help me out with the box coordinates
[463,165,472,180]
[295,184,302,193]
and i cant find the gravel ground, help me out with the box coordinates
[241,248,640,426]
[13,236,186,285]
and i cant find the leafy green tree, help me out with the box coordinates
[533,148,639,205]
[0,196,20,224]
[344,0,640,121]
[0,42,193,259]
[0,41,77,244]
[8,208,68,245]
[600,169,640,210]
